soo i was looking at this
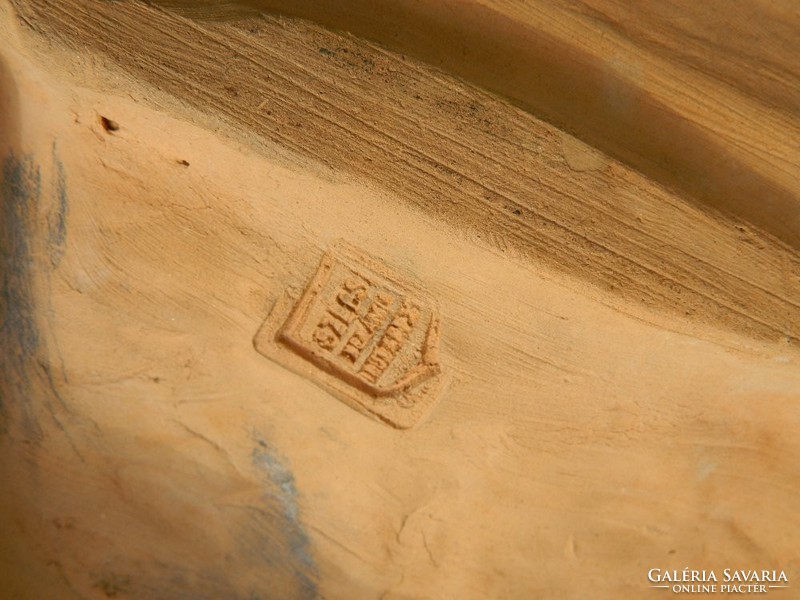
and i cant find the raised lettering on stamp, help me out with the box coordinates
[254,243,443,429]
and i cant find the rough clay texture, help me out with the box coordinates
[12,0,800,350]
[153,0,800,249]
[1,1,799,599]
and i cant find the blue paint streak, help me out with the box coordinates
[0,149,72,437]
[47,145,69,268]
[252,434,318,597]
[1,152,41,355]
[1,152,42,436]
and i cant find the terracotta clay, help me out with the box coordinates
[1,1,799,598]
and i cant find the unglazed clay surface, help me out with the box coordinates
[1,1,799,598]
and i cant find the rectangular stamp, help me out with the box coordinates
[254,243,443,429]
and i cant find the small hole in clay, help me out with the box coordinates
[100,116,119,132]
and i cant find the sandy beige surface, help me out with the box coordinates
[1,1,799,598]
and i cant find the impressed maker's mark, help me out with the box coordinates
[254,245,443,429]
